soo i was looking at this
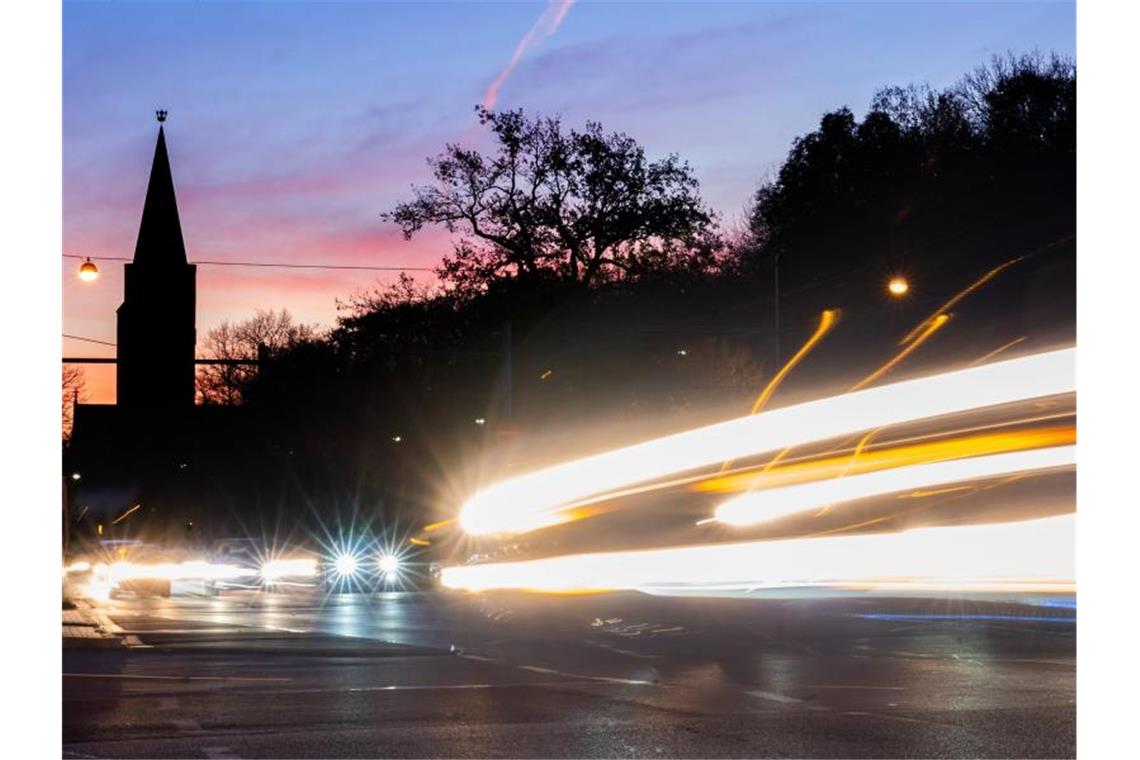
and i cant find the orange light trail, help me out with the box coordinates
[720,309,838,473]
[970,336,1029,366]
[111,503,142,525]
[851,314,950,391]
[756,312,950,475]
[422,518,456,533]
[694,424,1074,495]
[457,349,1074,536]
[752,309,838,416]
[899,257,1023,346]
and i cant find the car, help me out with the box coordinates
[206,538,320,594]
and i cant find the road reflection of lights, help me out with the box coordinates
[441,514,1074,595]
[458,348,1075,536]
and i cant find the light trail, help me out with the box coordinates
[694,425,1075,495]
[441,514,1074,594]
[850,314,950,391]
[458,348,1075,535]
[259,558,318,581]
[719,309,838,473]
[750,310,838,416]
[970,336,1028,366]
[899,257,1023,346]
[93,560,257,585]
[111,503,142,525]
[715,444,1075,526]
[542,413,1075,524]
[758,312,950,475]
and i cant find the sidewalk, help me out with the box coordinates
[62,598,125,650]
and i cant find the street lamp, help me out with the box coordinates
[888,276,910,297]
[77,258,99,283]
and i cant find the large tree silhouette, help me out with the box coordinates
[743,52,1075,310]
[384,107,718,290]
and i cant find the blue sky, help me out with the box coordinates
[63,0,1074,401]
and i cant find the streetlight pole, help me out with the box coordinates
[772,250,781,363]
[501,321,513,419]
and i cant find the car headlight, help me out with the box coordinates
[377,554,400,576]
[333,553,359,578]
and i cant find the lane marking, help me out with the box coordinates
[262,680,607,694]
[170,719,202,732]
[843,710,953,727]
[803,685,906,691]
[64,673,291,683]
[203,747,240,759]
[519,665,560,674]
[747,690,802,704]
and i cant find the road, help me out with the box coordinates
[63,589,1075,758]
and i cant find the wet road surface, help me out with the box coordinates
[63,589,1075,758]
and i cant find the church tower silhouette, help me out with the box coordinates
[116,112,197,410]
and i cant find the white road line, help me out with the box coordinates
[519,665,560,674]
[170,719,202,732]
[994,658,1075,667]
[747,690,803,704]
[803,685,906,691]
[457,653,500,664]
[265,680,601,694]
[843,710,950,727]
[64,673,291,683]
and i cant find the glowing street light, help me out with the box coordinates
[77,258,99,283]
[888,276,910,296]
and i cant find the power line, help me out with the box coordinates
[63,254,433,272]
[63,334,116,346]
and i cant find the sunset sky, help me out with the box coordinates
[63,1,1074,403]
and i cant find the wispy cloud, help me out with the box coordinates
[482,0,575,110]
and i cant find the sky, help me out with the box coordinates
[63,0,1075,403]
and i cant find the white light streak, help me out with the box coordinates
[716,445,1076,526]
[459,349,1075,535]
[441,515,1074,594]
[260,558,318,581]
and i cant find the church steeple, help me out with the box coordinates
[116,110,197,411]
[133,111,187,266]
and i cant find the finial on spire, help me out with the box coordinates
[156,109,168,123]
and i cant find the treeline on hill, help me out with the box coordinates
[200,52,1076,532]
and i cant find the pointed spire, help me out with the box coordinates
[133,111,187,266]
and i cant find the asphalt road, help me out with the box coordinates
[63,589,1075,758]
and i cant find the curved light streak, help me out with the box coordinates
[715,444,1075,527]
[458,348,1075,535]
[899,257,1023,346]
[851,314,950,391]
[441,515,1074,594]
[719,309,839,473]
[694,425,1075,495]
